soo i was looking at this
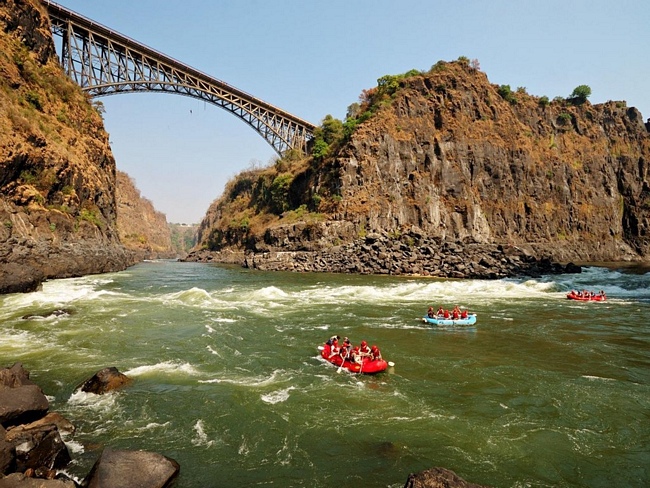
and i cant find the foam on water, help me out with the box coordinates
[582,375,616,382]
[198,369,286,387]
[67,390,120,414]
[125,361,200,377]
[163,287,216,306]
[261,386,296,404]
[233,277,566,311]
[63,439,85,454]
[191,419,215,447]
[137,421,171,432]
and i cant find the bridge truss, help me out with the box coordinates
[43,1,315,155]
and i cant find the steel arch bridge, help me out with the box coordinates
[42,1,315,156]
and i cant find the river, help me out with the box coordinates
[1,261,649,487]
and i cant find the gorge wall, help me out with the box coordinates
[0,0,134,293]
[116,171,175,260]
[188,61,649,275]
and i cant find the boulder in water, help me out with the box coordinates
[75,367,132,395]
[403,467,489,488]
[83,448,180,488]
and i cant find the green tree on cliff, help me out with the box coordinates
[312,115,344,160]
[569,85,592,105]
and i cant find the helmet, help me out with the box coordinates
[361,340,367,347]
[371,345,378,351]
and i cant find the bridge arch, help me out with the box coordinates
[43,1,315,156]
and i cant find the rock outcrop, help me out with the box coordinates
[187,61,649,275]
[0,0,135,294]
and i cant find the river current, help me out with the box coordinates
[1,261,649,487]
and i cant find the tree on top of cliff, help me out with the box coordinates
[568,85,592,105]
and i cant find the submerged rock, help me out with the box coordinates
[404,467,489,488]
[75,368,132,395]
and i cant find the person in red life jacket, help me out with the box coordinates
[339,338,352,361]
[326,335,340,346]
[460,309,469,319]
[436,306,444,317]
[370,345,382,361]
[452,305,461,320]
[359,340,371,359]
[443,309,451,319]
[328,338,340,359]
[350,346,362,364]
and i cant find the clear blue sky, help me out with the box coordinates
[52,1,650,224]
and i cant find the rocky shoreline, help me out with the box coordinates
[0,363,179,487]
[184,230,582,279]
[0,237,137,295]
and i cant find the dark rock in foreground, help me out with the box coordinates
[0,363,180,488]
[404,467,489,488]
[0,472,77,487]
[5,424,71,474]
[0,365,49,428]
[83,448,179,488]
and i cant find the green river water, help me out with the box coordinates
[1,261,649,487]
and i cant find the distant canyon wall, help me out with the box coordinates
[116,171,175,260]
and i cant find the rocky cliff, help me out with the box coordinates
[187,60,649,275]
[116,171,174,259]
[0,0,134,293]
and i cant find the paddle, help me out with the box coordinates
[388,361,395,367]
[337,350,349,374]
[317,345,325,351]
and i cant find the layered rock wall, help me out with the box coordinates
[0,0,135,293]
[332,66,649,261]
[189,62,649,272]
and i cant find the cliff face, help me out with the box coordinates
[0,0,134,293]
[194,61,649,266]
[332,64,649,262]
[116,171,174,259]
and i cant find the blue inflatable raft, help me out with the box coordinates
[421,314,477,326]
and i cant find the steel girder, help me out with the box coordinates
[42,1,315,155]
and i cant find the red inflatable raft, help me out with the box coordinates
[566,291,606,302]
[319,344,388,374]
